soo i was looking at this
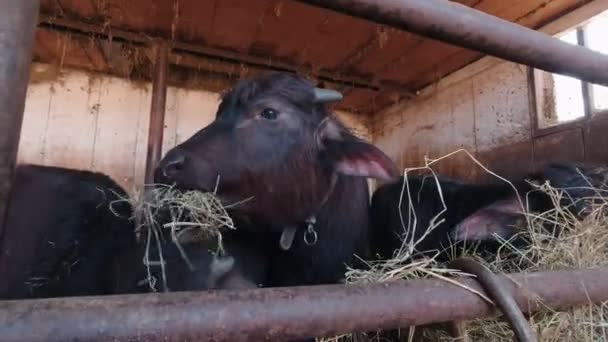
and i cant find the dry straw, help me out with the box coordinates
[321,150,608,341]
[116,182,247,292]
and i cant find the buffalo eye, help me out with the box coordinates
[260,108,279,120]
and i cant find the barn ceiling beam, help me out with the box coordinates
[0,0,40,236]
[0,268,606,341]
[37,14,414,95]
[295,0,608,88]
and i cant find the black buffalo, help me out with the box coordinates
[453,162,607,244]
[0,164,135,299]
[154,72,398,286]
[369,173,532,262]
[111,221,268,293]
[370,162,606,263]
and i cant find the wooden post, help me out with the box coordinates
[144,41,170,184]
[0,0,40,236]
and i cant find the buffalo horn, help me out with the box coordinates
[313,88,343,104]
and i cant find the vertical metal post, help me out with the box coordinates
[0,0,40,236]
[144,41,170,184]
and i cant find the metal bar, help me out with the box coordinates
[0,0,40,237]
[144,41,170,184]
[295,0,608,87]
[449,257,537,342]
[0,268,606,342]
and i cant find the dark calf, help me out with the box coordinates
[155,72,398,286]
[0,164,135,299]
[111,236,267,294]
[453,162,607,242]
[370,176,544,261]
[111,187,267,293]
[368,172,549,342]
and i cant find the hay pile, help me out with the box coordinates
[123,184,237,292]
[462,179,608,342]
[321,152,608,342]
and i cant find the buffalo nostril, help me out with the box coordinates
[162,154,186,179]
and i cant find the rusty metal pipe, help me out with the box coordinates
[295,0,608,87]
[0,268,607,341]
[449,257,537,342]
[0,0,40,238]
[144,41,170,184]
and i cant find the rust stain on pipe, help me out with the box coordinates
[295,0,608,87]
[0,268,607,341]
[144,40,170,185]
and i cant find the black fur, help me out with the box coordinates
[154,72,397,286]
[0,164,135,299]
[369,175,521,262]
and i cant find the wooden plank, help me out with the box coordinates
[132,85,152,192]
[341,31,421,78]
[248,0,338,67]
[57,0,98,18]
[371,99,403,138]
[16,64,54,165]
[208,0,269,53]
[338,88,379,113]
[475,0,546,19]
[43,70,101,170]
[34,21,383,113]
[335,110,371,141]
[584,119,608,165]
[102,0,173,36]
[173,89,218,145]
[512,0,589,28]
[39,0,55,13]
[447,79,477,153]
[34,28,95,69]
[90,76,147,192]
[442,80,479,181]
[292,5,376,71]
[533,127,585,166]
[476,141,535,182]
[161,87,179,157]
[174,0,217,43]
[472,63,532,152]
[376,40,467,84]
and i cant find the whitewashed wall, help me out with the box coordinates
[18,63,371,194]
[372,59,533,181]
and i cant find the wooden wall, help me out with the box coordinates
[372,56,608,181]
[18,63,371,194]
[373,60,529,182]
[372,56,608,183]
[372,3,608,183]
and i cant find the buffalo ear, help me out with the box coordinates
[316,117,399,181]
[452,198,524,242]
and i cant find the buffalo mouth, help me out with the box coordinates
[151,173,214,194]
